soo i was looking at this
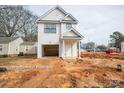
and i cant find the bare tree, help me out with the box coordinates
[0,5,38,41]
[0,6,24,37]
[19,11,38,41]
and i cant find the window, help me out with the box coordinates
[66,23,72,30]
[26,46,28,51]
[26,49,28,51]
[0,45,2,51]
[44,24,56,33]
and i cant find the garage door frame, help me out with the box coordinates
[42,44,59,57]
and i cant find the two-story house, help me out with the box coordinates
[37,5,83,58]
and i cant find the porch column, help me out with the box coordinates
[62,40,65,58]
[37,43,42,58]
[78,40,81,58]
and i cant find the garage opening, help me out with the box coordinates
[43,45,59,56]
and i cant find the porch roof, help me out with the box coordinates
[61,27,84,40]
[62,36,82,40]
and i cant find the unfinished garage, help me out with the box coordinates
[42,45,59,56]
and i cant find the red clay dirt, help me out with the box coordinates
[0,53,124,88]
[81,52,124,60]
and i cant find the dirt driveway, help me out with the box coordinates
[0,54,124,88]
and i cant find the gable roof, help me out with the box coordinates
[62,27,84,39]
[0,37,20,44]
[37,5,78,23]
[61,13,77,21]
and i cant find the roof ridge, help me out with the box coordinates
[37,5,78,22]
[37,5,68,22]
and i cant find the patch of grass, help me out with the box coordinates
[0,55,8,58]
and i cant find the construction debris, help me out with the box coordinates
[116,64,122,72]
[0,67,7,72]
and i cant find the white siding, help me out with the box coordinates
[38,23,60,44]
[61,23,77,36]
[20,45,37,54]
[61,23,66,36]
[0,44,9,55]
[37,6,81,58]
[42,9,65,20]
[8,38,23,55]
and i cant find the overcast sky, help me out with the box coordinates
[27,5,124,45]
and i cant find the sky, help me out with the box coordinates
[27,5,124,45]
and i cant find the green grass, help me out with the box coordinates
[0,55,8,58]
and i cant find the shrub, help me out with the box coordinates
[18,52,24,56]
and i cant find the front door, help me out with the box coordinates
[65,40,72,57]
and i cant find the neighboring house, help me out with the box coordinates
[37,6,83,58]
[20,42,37,54]
[0,37,23,55]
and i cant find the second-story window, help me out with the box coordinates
[66,23,72,30]
[44,24,56,33]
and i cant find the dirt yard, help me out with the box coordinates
[0,53,124,88]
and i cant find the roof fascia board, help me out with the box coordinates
[9,37,21,44]
[37,20,78,24]
[0,37,20,44]
[62,38,82,40]
[37,6,57,22]
[37,5,68,22]
[70,28,84,38]
[61,13,78,22]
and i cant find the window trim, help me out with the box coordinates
[66,23,72,30]
[44,24,56,33]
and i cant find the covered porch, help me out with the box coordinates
[61,39,81,58]
[60,28,83,58]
